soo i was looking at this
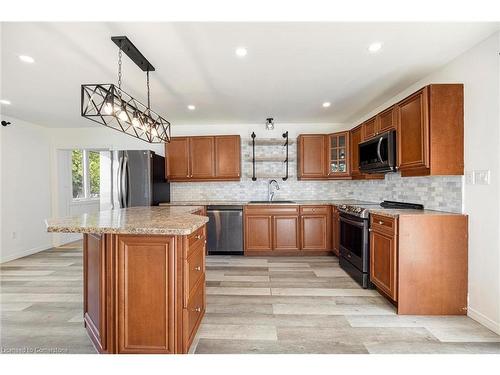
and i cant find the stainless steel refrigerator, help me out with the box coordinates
[100,150,170,210]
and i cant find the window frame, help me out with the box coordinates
[72,149,100,202]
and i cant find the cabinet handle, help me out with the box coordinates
[192,307,201,312]
[378,221,384,225]
[195,234,203,240]
[369,228,372,232]
[194,266,201,271]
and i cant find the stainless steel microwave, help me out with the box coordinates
[359,130,397,173]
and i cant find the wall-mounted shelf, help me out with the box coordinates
[250,132,290,181]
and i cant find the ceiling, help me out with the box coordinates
[1,22,499,128]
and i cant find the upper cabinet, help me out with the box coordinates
[297,134,327,179]
[327,132,350,178]
[362,107,397,141]
[361,117,377,140]
[166,135,241,181]
[397,84,463,177]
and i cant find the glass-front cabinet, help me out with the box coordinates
[327,131,350,178]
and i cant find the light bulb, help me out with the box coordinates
[118,108,128,121]
[104,102,113,115]
[151,127,158,137]
[132,113,141,128]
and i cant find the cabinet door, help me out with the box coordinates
[298,135,326,179]
[370,229,397,301]
[397,89,430,171]
[189,137,215,179]
[378,106,397,133]
[215,135,241,179]
[327,132,350,178]
[349,126,362,177]
[83,233,107,353]
[362,117,377,140]
[166,137,190,180]
[301,215,328,250]
[116,235,176,354]
[273,215,300,251]
[244,215,272,251]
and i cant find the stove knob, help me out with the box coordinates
[356,207,362,213]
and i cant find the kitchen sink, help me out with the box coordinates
[248,200,296,204]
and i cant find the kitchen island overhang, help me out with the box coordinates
[46,206,208,354]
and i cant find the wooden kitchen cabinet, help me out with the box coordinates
[297,134,327,179]
[370,214,398,301]
[244,215,273,251]
[327,131,350,178]
[361,116,377,141]
[215,135,241,179]
[189,137,215,179]
[300,206,331,251]
[165,137,190,180]
[397,84,463,176]
[166,135,241,181]
[377,106,397,133]
[273,215,300,251]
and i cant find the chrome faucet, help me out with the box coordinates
[268,179,280,202]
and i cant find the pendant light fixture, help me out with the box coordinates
[81,36,171,143]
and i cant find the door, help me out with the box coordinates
[301,215,328,250]
[370,229,397,300]
[273,215,300,251]
[362,117,377,140]
[166,137,190,180]
[215,136,241,179]
[83,233,107,353]
[244,215,272,251]
[190,137,215,179]
[298,135,326,179]
[327,132,350,178]
[116,235,176,354]
[397,88,430,171]
[349,126,362,177]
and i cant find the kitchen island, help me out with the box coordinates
[46,206,208,354]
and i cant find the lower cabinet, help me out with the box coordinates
[244,205,331,254]
[369,215,398,301]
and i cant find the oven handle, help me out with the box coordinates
[339,215,366,228]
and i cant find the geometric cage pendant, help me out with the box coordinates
[81,83,171,143]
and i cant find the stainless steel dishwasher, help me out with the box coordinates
[206,205,244,255]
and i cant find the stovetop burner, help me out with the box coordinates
[337,200,423,219]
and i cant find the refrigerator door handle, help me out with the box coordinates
[118,155,126,208]
[123,156,130,207]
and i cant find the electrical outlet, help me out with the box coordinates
[475,170,491,185]
[465,171,475,185]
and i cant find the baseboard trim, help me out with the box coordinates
[0,243,53,263]
[468,307,500,335]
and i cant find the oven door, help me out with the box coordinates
[339,213,368,271]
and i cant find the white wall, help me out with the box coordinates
[0,116,53,262]
[349,32,500,334]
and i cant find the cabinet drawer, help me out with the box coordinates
[188,225,205,254]
[245,205,299,215]
[370,214,397,234]
[300,205,330,215]
[184,278,205,350]
[185,243,205,300]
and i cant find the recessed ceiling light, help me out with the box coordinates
[187,105,196,111]
[368,42,382,53]
[19,55,35,63]
[235,47,248,57]
[322,102,331,108]
[0,99,11,105]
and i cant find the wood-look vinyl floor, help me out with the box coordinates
[1,242,499,354]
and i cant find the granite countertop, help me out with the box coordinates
[160,200,462,217]
[46,206,209,235]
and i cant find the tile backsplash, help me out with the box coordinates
[171,138,463,213]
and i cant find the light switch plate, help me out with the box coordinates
[475,170,490,185]
[465,171,475,185]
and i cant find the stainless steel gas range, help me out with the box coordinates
[337,200,422,289]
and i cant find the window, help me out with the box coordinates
[72,149,100,200]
